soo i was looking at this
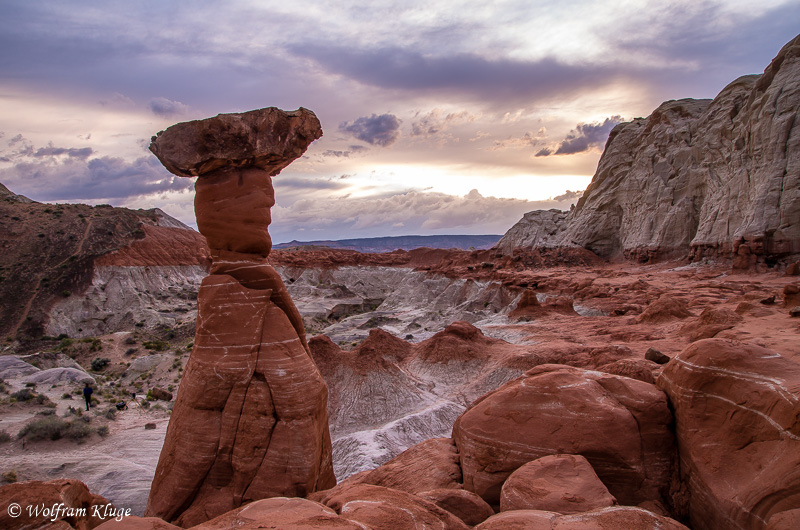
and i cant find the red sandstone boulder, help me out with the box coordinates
[452,364,675,508]
[327,437,462,495]
[0,479,111,530]
[767,509,800,529]
[190,497,362,529]
[636,295,692,323]
[735,301,775,317]
[419,488,495,526]
[476,506,689,529]
[509,289,575,321]
[315,483,470,529]
[597,358,659,384]
[148,387,172,401]
[679,307,743,341]
[149,107,322,178]
[658,339,800,530]
[95,517,181,529]
[784,283,800,306]
[500,454,617,514]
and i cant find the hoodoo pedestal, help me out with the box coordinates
[144,108,334,526]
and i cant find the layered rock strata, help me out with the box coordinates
[658,339,800,530]
[145,108,334,526]
[499,34,800,263]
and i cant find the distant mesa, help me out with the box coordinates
[274,234,502,253]
[499,34,800,266]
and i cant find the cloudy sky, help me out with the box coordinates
[0,1,797,243]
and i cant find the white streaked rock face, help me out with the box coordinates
[45,265,206,338]
[500,35,800,262]
[278,266,519,343]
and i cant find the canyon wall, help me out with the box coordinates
[499,34,800,263]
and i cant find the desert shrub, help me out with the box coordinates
[143,340,169,351]
[18,416,68,441]
[2,470,17,483]
[65,421,92,440]
[97,425,109,437]
[91,357,110,371]
[0,430,11,443]
[61,393,72,400]
[25,382,36,388]
[58,338,75,350]
[34,394,53,406]
[125,348,137,355]
[10,389,35,402]
[124,337,136,345]
[82,338,102,352]
[105,408,117,420]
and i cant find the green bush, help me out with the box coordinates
[143,340,169,351]
[65,421,92,440]
[10,389,35,402]
[34,394,53,406]
[82,338,102,352]
[17,415,95,442]
[17,416,67,441]
[91,357,110,371]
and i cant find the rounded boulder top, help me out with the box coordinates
[149,107,322,177]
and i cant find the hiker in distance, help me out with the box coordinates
[83,382,93,411]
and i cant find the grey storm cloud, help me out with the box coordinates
[33,146,94,159]
[536,116,624,156]
[339,114,401,147]
[290,44,611,103]
[0,147,193,201]
[148,97,190,117]
[321,145,369,158]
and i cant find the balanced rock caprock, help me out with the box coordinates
[145,108,334,526]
